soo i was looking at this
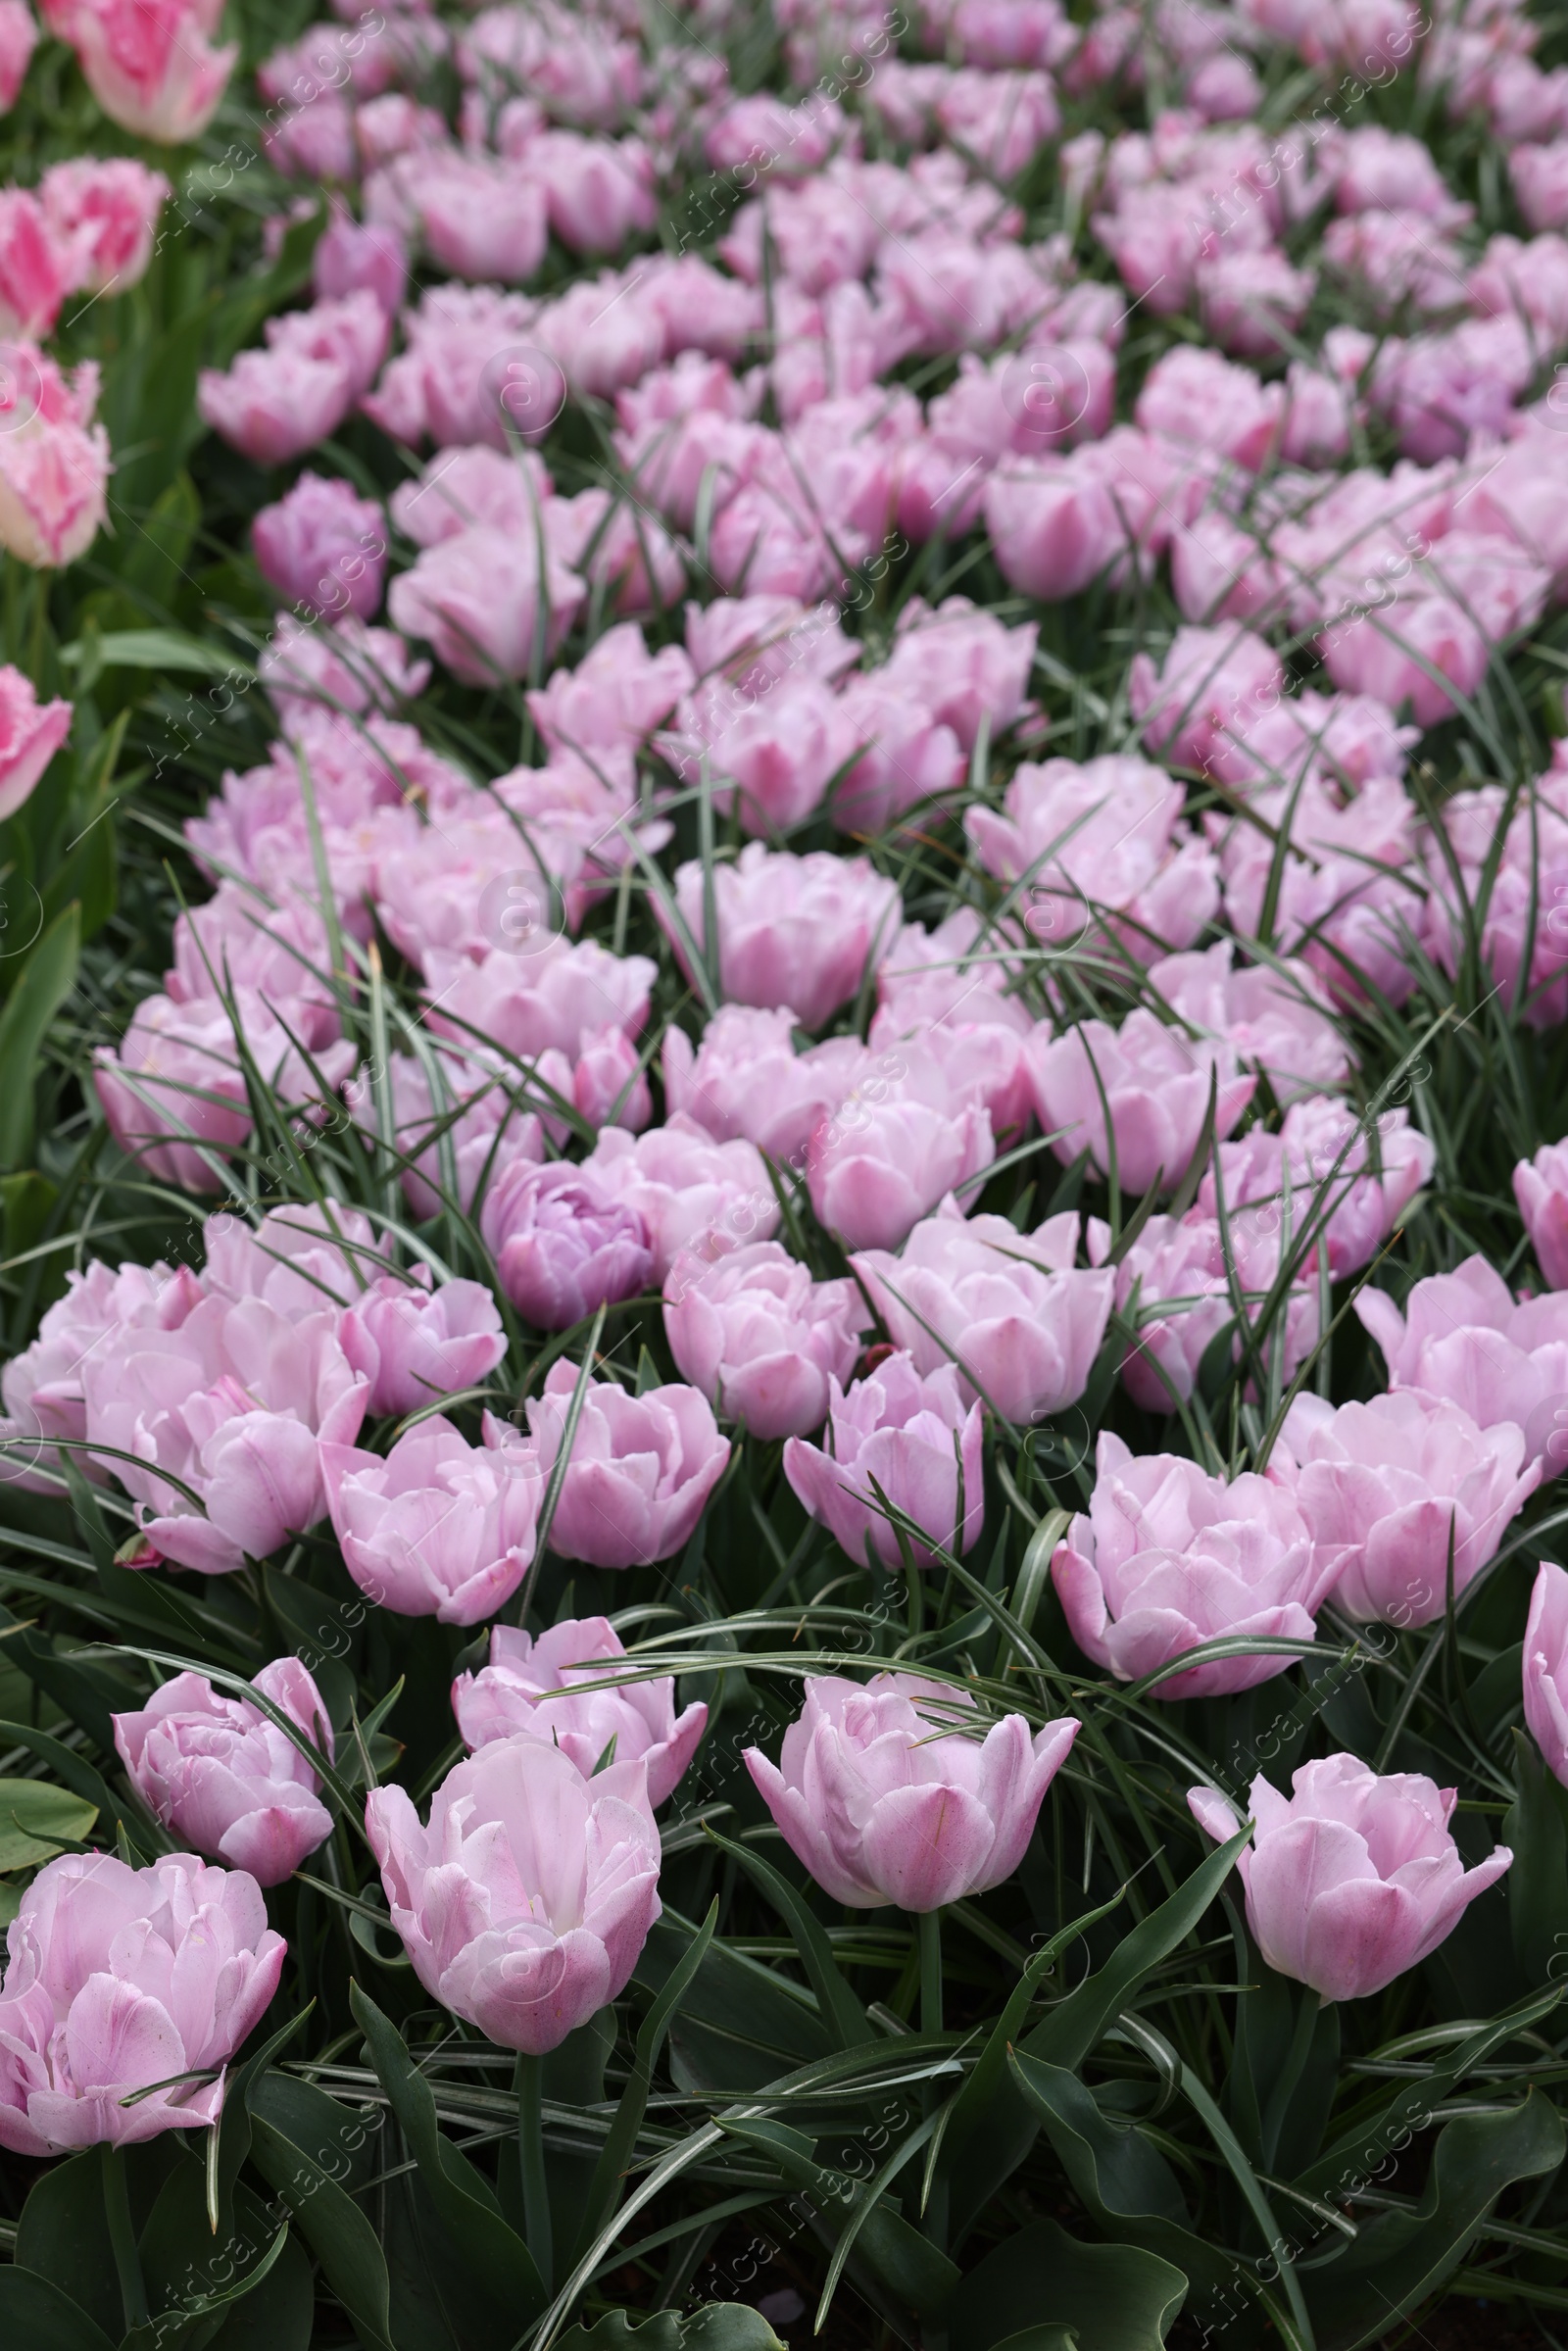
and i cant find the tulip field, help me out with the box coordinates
[12,0,1568,2345]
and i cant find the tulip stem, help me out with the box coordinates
[1262,1991,1322,2172]
[515,2052,553,2295]
[919,1908,944,2042]
[102,2141,149,2331]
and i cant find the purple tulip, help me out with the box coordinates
[1190,1758,1512,2002]
[1524,1561,1568,1787]
[1277,1391,1539,1627]
[366,1736,661,2054]
[479,1159,653,1332]
[452,1616,707,1807]
[522,1360,730,1569]
[253,471,387,620]
[1052,1432,1344,1699]
[783,1351,984,1571]
[745,1674,1077,1910]
[338,1267,508,1416]
[320,1414,542,1626]
[0,1852,284,2155]
[851,1201,1114,1425]
[113,1658,334,1887]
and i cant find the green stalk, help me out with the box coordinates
[102,2141,149,2331]
[918,1908,950,2260]
[515,2051,553,2296]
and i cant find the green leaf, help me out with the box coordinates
[0,900,78,1168]
[1301,2092,1566,2351]
[577,1903,719,2259]
[0,2268,119,2351]
[555,2312,784,2351]
[247,2078,396,2351]
[1505,1727,1568,1986]
[15,2148,124,2341]
[0,1775,98,1868]
[127,2163,304,2351]
[634,1909,833,2092]
[60,630,253,680]
[350,1984,546,2337]
[703,1829,870,2048]
[951,2220,1188,2351]
[716,2115,959,2317]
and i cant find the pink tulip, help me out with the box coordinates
[1025,1009,1255,1197]
[389,526,586,684]
[528,624,694,757]
[660,675,859,837]
[314,203,408,314]
[878,596,1037,750]
[1189,1758,1511,2001]
[1129,626,1286,783]
[1276,1391,1538,1626]
[582,1114,777,1281]
[851,1200,1113,1425]
[1515,1143,1568,1291]
[1513,141,1568,235]
[422,935,654,1062]
[1356,1257,1568,1474]
[1321,595,1490,727]
[1089,1207,1320,1413]
[1149,942,1350,1106]
[666,844,902,1034]
[745,1675,1077,1910]
[0,0,35,111]
[56,0,235,141]
[0,342,110,567]
[0,1255,203,1490]
[367,1735,661,2054]
[0,190,76,339]
[40,157,169,293]
[830,675,965,833]
[783,1351,984,1570]
[966,754,1220,957]
[321,1413,541,1625]
[338,1268,508,1417]
[984,452,1130,601]
[452,1616,707,1805]
[80,1293,368,1576]
[663,1239,865,1440]
[253,472,386,620]
[1200,1100,1435,1280]
[113,1658,334,1886]
[201,1200,385,1323]
[807,1038,996,1252]
[198,343,357,467]
[1136,347,1287,469]
[522,1358,729,1568]
[1053,1432,1343,1699]
[662,1004,866,1166]
[1525,1562,1568,1788]
[407,152,549,282]
[480,1158,653,1330]
[0,665,70,818]
[531,128,658,254]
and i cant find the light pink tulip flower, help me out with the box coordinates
[113,1657,334,1886]
[453,1616,707,1806]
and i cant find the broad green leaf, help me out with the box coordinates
[577,1903,718,2259]
[951,2220,1188,2351]
[635,1909,833,2091]
[125,2167,302,2351]
[15,2148,124,2340]
[704,1829,870,2048]
[0,1775,99,1868]
[0,901,78,1168]
[0,2267,118,2351]
[1301,2092,1566,2351]
[350,1984,546,2338]
[717,2115,959,2316]
[248,2085,396,2351]
[555,2312,784,2351]
[1505,1728,1568,1986]
[60,629,253,680]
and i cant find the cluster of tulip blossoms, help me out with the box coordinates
[13,0,1568,2161]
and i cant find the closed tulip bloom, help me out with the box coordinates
[1277,1392,1539,1626]
[0,665,70,818]
[1356,1257,1568,1474]
[1053,1432,1344,1698]
[252,471,386,620]
[1200,1100,1435,1281]
[113,1657,334,1886]
[0,1851,284,2155]
[1091,1208,1321,1414]
[1525,1562,1568,1787]
[0,191,74,339]
[1026,1009,1255,1198]
[338,1268,508,1417]
[389,526,586,685]
[851,1201,1113,1426]
[984,452,1129,600]
[197,343,356,467]
[808,1041,996,1253]
[784,1351,984,1571]
[409,153,549,282]
[0,343,110,568]
[321,1414,541,1626]
[663,1239,865,1440]
[879,596,1037,750]
[58,0,235,142]
[40,158,169,293]
[745,1675,1078,1910]
[480,1158,653,1331]
[667,844,903,1034]
[313,205,408,315]
[452,1616,707,1806]
[662,1004,866,1167]
[1189,1758,1512,2002]
[367,1736,661,2055]
[1515,1142,1568,1292]
[523,1359,729,1569]
[0,1,36,112]
[1128,626,1286,783]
